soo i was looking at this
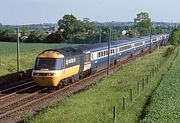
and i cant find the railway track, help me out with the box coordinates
[0,48,155,121]
[0,79,34,93]
[0,87,48,118]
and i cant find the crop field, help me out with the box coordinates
[0,42,79,76]
[24,46,177,123]
[142,47,180,122]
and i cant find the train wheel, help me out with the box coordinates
[79,74,83,80]
[58,82,64,89]
[131,54,133,58]
[63,79,69,86]
[114,60,117,65]
[141,50,144,53]
[88,69,92,76]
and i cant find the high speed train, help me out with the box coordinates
[32,34,169,88]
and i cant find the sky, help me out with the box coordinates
[0,0,179,25]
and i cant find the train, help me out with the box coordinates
[32,34,169,88]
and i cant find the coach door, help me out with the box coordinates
[83,53,91,71]
[79,55,84,72]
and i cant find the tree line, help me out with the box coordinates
[0,12,169,44]
[169,28,180,45]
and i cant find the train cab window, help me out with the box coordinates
[35,58,64,70]
[56,58,64,70]
[35,58,56,70]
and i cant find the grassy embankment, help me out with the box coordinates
[0,42,78,76]
[24,46,177,123]
[141,47,180,123]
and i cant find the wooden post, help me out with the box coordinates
[146,75,149,84]
[107,28,111,77]
[137,81,140,95]
[123,97,126,111]
[152,69,154,77]
[17,27,20,73]
[130,89,133,102]
[142,79,145,91]
[153,65,155,76]
[113,106,116,122]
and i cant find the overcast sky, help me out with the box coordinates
[0,0,179,25]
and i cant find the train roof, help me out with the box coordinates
[40,34,168,57]
[41,47,83,57]
[80,34,167,52]
[72,34,162,52]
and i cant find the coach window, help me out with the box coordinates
[106,50,108,55]
[101,52,103,57]
[119,47,122,51]
[103,51,106,56]
[145,40,149,44]
[97,52,100,58]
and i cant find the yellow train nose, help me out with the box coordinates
[33,76,60,87]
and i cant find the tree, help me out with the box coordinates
[127,29,140,38]
[46,31,65,43]
[0,28,16,42]
[134,12,152,36]
[169,28,180,45]
[58,14,83,40]
[82,18,97,34]
[21,26,30,36]
[155,26,165,34]
[26,29,47,42]
[0,22,3,40]
[0,24,3,34]
[21,26,30,41]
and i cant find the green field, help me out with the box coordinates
[141,47,180,122]
[0,42,79,76]
[24,46,177,123]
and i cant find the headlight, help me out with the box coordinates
[47,73,56,76]
[33,73,39,76]
[33,73,56,76]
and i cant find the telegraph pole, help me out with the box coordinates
[149,27,152,53]
[17,27,20,73]
[107,28,111,76]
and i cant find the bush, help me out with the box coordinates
[163,47,174,57]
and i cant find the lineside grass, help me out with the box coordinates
[0,42,78,76]
[141,47,180,123]
[24,46,177,123]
